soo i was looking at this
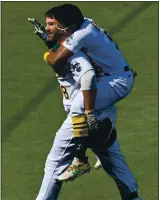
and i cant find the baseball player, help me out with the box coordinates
[28,4,142,200]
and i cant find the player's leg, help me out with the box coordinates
[93,139,142,200]
[95,71,134,111]
[35,116,76,200]
[94,79,142,200]
[93,105,117,170]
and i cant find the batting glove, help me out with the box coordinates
[85,110,99,131]
[28,17,48,41]
[28,18,56,49]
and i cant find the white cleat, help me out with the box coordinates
[57,158,91,182]
[94,159,102,170]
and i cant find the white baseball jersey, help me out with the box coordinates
[57,51,94,112]
[63,18,129,75]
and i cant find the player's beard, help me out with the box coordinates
[48,29,61,42]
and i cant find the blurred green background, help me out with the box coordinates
[2,2,158,200]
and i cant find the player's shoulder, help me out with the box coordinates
[63,18,98,52]
[69,18,95,40]
[79,18,93,31]
[79,18,95,33]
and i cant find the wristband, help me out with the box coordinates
[43,52,50,63]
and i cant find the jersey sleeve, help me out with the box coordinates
[63,30,87,54]
[80,69,96,90]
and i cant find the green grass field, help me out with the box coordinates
[2,2,158,200]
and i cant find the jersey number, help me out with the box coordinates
[61,86,69,99]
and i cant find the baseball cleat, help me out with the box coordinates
[57,158,91,182]
[94,159,102,170]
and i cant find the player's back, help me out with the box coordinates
[63,18,129,75]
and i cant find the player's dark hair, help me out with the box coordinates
[45,4,84,28]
